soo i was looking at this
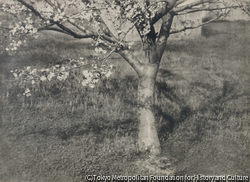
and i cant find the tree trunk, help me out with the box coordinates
[137,65,160,155]
[118,13,174,155]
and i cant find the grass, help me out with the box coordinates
[0,22,250,181]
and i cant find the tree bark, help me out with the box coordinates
[137,64,160,155]
[118,14,174,155]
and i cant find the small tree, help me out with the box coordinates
[0,0,245,155]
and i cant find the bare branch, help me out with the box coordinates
[236,1,250,16]
[172,0,213,13]
[67,20,92,34]
[170,14,222,34]
[37,27,70,35]
[117,50,144,75]
[55,23,94,39]
[64,48,116,72]
[78,12,120,44]
[242,8,250,16]
[100,34,120,44]
[93,11,117,38]
[156,13,174,59]
[44,0,56,10]
[175,0,187,7]
[66,14,120,44]
[176,6,241,15]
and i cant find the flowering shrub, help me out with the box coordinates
[10,57,114,97]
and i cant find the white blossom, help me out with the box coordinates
[82,70,93,80]
[30,69,37,75]
[47,73,55,81]
[92,79,99,84]
[81,80,88,86]
[89,84,95,88]
[40,76,47,81]
[23,88,31,97]
[25,88,30,93]
[13,73,18,78]
[60,66,65,71]
[105,70,112,78]
[26,93,31,97]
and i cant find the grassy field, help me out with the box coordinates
[0,21,250,181]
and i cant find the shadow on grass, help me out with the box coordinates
[155,80,192,141]
[163,81,249,175]
[1,35,249,176]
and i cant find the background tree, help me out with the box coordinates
[0,0,244,155]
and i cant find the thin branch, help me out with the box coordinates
[175,0,187,7]
[89,13,120,44]
[44,0,99,39]
[176,6,241,15]
[90,15,145,71]
[242,8,250,16]
[44,0,57,10]
[100,34,120,45]
[104,0,112,6]
[172,0,213,13]
[67,20,90,34]
[169,14,222,34]
[93,10,117,38]
[100,48,116,62]
[37,27,70,35]
[63,50,116,72]
[55,23,94,39]
[236,1,250,17]
[98,40,116,50]
[16,0,46,20]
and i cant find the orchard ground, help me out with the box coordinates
[0,21,250,181]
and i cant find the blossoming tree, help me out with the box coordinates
[1,0,246,155]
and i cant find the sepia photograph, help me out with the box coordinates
[0,0,249,181]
